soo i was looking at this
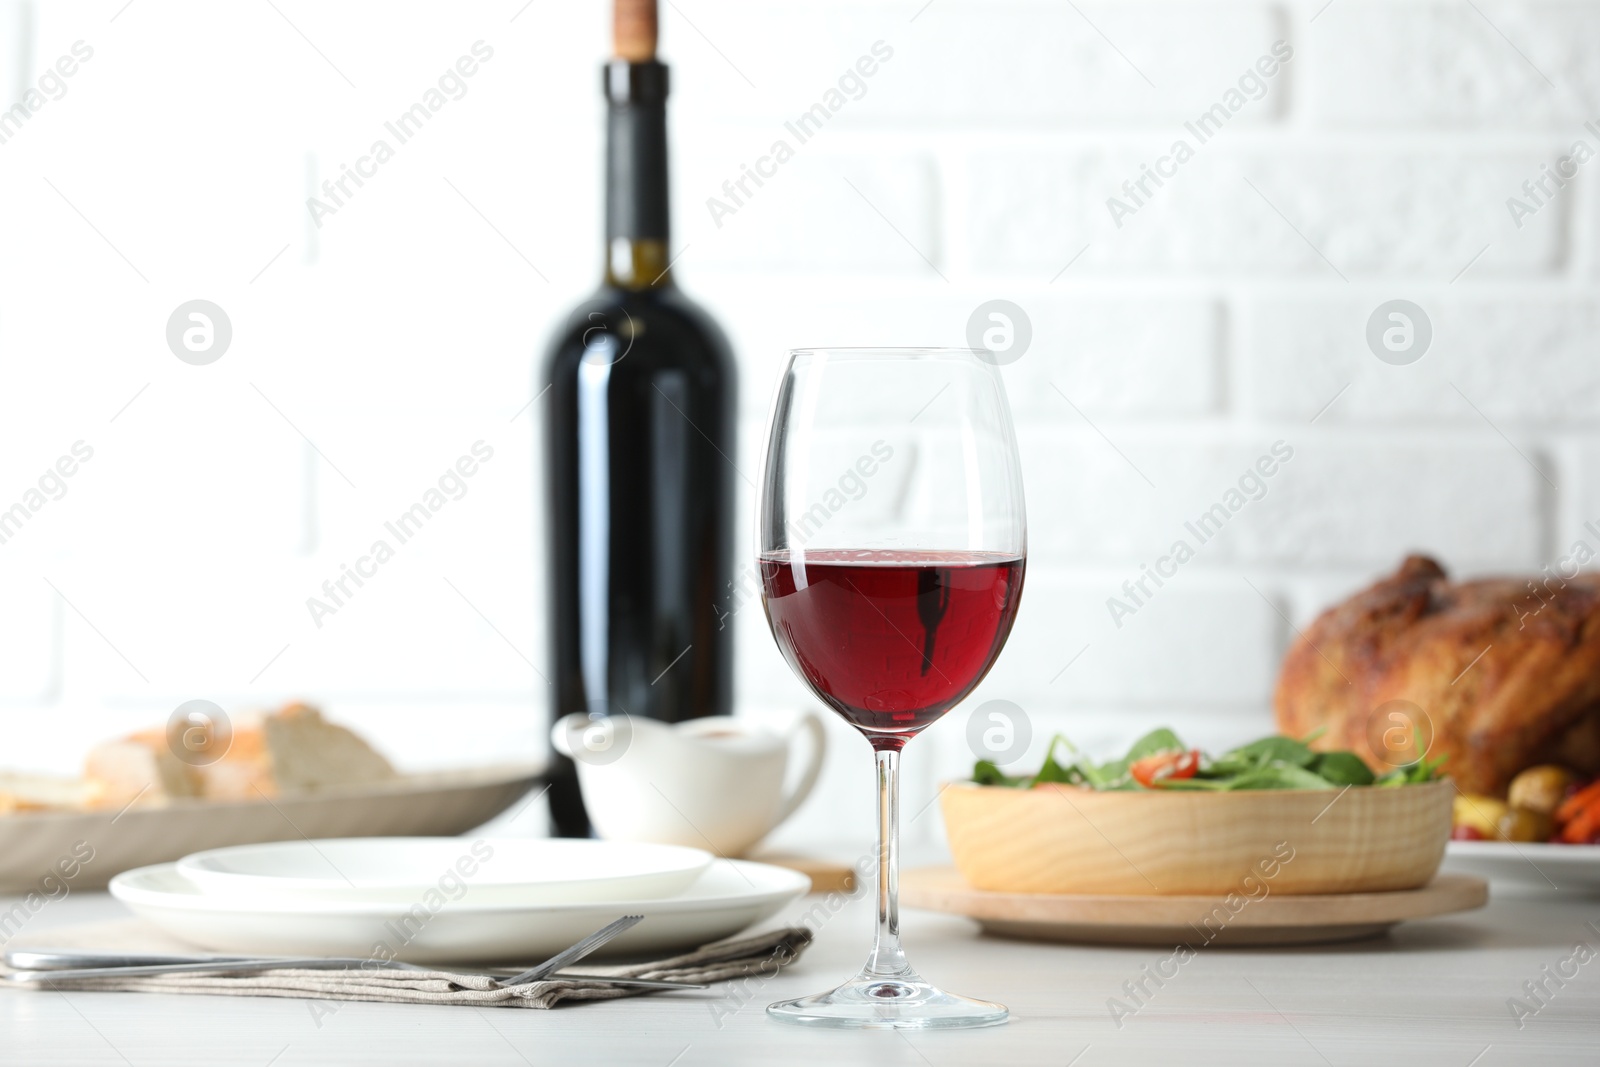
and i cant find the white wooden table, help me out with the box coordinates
[0,883,1595,1066]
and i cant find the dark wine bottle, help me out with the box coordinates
[540,0,736,837]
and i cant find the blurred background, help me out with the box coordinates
[0,0,1587,854]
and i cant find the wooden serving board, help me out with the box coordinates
[901,866,1488,946]
[749,852,856,894]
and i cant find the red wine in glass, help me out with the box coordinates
[760,348,1024,1029]
[760,549,1025,744]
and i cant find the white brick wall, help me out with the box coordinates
[0,0,1594,853]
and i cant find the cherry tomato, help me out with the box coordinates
[1451,824,1486,841]
[1131,749,1201,788]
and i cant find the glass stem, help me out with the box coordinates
[864,745,911,979]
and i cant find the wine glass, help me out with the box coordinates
[758,349,1025,1029]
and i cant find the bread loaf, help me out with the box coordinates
[0,772,104,813]
[82,702,395,810]
[83,728,202,809]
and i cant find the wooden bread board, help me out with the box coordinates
[0,766,541,892]
[748,852,856,894]
[901,866,1487,946]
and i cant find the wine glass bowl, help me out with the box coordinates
[758,349,1025,1029]
[758,550,1025,745]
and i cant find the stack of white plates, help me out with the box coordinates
[109,839,810,964]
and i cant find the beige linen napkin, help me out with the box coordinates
[2,919,812,1009]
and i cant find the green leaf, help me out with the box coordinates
[1026,735,1085,788]
[1084,766,1126,789]
[1125,728,1187,763]
[977,725,1439,792]
[972,759,1024,787]
[1197,755,1255,780]
[1032,734,1122,789]
[1031,757,1078,786]
[1373,748,1449,787]
[1090,759,1130,787]
[1309,751,1376,786]
[1222,735,1315,769]
[1409,752,1447,783]
[1151,776,1232,791]
[1224,763,1336,791]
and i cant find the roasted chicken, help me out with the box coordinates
[1274,555,1600,796]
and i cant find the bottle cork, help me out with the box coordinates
[614,0,657,62]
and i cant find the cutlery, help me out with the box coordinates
[495,914,644,987]
[7,950,262,970]
[0,962,699,989]
[3,949,434,978]
[3,918,703,991]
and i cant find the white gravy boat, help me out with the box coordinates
[551,711,826,857]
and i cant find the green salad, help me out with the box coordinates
[972,727,1445,792]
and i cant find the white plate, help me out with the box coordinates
[1443,840,1600,894]
[176,838,711,906]
[0,765,542,893]
[110,859,810,964]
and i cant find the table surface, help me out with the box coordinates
[1,880,1596,1067]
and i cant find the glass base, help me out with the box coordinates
[767,970,1009,1030]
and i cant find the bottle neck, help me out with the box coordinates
[606,237,672,289]
[603,60,672,291]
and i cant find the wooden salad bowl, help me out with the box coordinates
[940,778,1453,896]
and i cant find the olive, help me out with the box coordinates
[1508,765,1578,817]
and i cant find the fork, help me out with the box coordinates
[3,917,697,991]
[495,914,644,988]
